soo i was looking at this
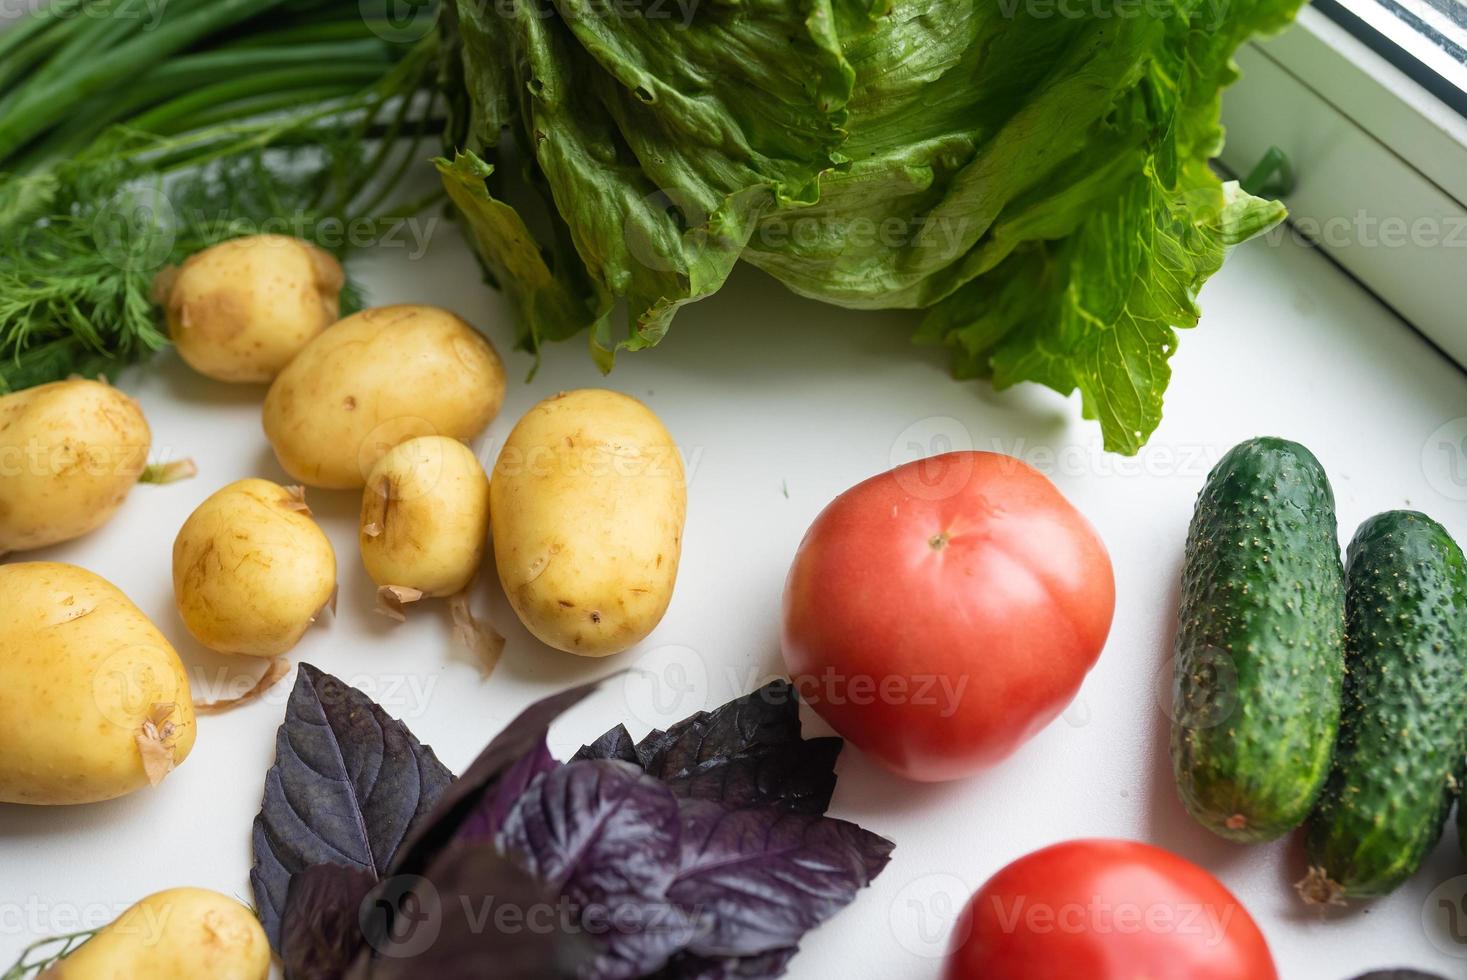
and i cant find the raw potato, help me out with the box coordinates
[44,887,269,980]
[361,435,490,601]
[491,389,686,656]
[173,479,336,657]
[156,234,344,383]
[263,304,506,489]
[0,563,195,805]
[0,379,150,554]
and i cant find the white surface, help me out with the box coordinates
[3,216,1467,980]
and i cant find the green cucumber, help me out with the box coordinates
[1299,510,1467,903]
[1171,437,1346,842]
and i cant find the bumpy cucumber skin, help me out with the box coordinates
[1171,437,1346,842]
[1304,511,1467,900]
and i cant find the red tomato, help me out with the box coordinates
[780,451,1114,781]
[945,839,1278,980]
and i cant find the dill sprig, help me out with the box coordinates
[0,928,97,979]
[0,0,444,393]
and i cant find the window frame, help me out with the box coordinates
[1218,5,1467,368]
[1313,0,1467,117]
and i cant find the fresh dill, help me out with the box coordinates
[0,0,444,392]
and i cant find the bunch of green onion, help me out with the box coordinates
[0,0,442,391]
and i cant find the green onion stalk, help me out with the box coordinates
[0,0,446,392]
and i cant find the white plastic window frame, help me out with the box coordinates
[1218,4,1467,367]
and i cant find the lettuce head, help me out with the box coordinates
[437,0,1301,453]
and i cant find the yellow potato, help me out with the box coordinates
[46,887,268,980]
[491,389,686,656]
[0,379,150,554]
[173,479,336,657]
[157,234,344,383]
[262,304,505,489]
[0,563,195,805]
[360,435,490,601]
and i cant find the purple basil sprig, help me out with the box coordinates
[252,671,893,980]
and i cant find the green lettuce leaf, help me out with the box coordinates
[917,0,1297,452]
[442,0,868,367]
[441,0,1301,452]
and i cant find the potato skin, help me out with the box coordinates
[49,887,269,980]
[491,389,685,656]
[262,305,506,489]
[360,436,490,597]
[0,563,195,805]
[160,234,343,383]
[0,380,150,554]
[173,479,336,657]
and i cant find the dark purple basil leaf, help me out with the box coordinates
[636,681,800,779]
[499,760,695,978]
[349,842,597,980]
[652,946,799,980]
[634,724,688,769]
[251,664,454,953]
[455,738,558,844]
[660,737,842,816]
[390,677,607,877]
[668,799,894,958]
[574,724,640,765]
[635,680,841,814]
[282,863,377,980]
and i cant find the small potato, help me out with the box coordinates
[0,379,150,554]
[263,305,505,489]
[491,389,686,656]
[173,479,336,657]
[0,563,195,805]
[361,435,490,602]
[46,887,269,980]
[157,234,344,383]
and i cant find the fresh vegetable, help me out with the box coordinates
[0,379,152,554]
[361,434,491,610]
[155,234,344,383]
[1172,437,1346,841]
[781,451,1114,781]
[0,562,195,805]
[490,389,686,657]
[436,0,1300,453]
[1299,511,1467,903]
[253,670,891,979]
[0,1,440,392]
[39,887,268,980]
[263,304,506,489]
[172,479,336,657]
[250,663,454,952]
[943,839,1277,980]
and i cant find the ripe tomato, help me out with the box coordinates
[780,451,1114,781]
[945,839,1277,980]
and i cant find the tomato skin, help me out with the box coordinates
[945,840,1278,980]
[780,452,1114,781]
